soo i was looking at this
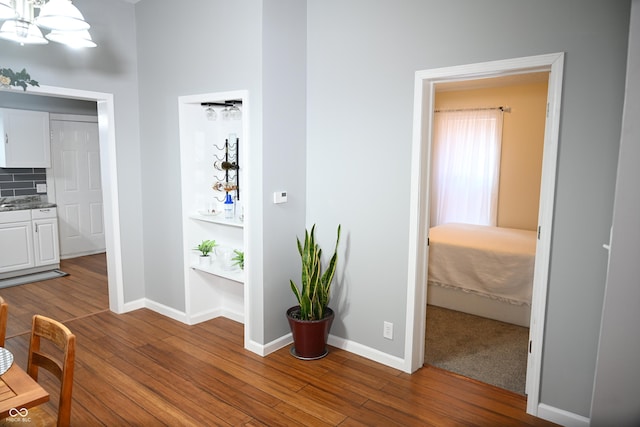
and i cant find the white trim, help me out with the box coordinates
[251,332,407,371]
[328,335,407,371]
[251,333,292,357]
[407,53,565,417]
[537,404,590,427]
[7,84,125,314]
[526,53,565,414]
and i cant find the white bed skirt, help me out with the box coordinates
[427,283,531,327]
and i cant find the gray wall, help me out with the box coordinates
[306,0,629,418]
[134,1,263,312]
[0,0,145,303]
[2,0,634,421]
[261,0,308,343]
[590,0,640,425]
[133,0,308,345]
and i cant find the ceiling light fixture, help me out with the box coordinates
[0,0,95,47]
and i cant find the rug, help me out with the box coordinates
[425,305,529,395]
[0,270,69,289]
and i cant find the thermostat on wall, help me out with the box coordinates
[273,191,288,204]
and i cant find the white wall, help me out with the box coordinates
[306,0,630,418]
[0,0,145,303]
[590,0,640,425]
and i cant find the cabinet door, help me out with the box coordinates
[33,219,60,266]
[0,108,51,168]
[0,221,35,273]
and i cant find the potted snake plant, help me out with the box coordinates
[287,224,341,359]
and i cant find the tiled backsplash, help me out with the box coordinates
[0,168,47,197]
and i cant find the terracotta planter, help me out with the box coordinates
[286,306,335,360]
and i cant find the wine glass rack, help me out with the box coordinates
[212,135,239,202]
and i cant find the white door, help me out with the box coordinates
[50,116,106,258]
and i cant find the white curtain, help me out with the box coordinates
[430,109,503,227]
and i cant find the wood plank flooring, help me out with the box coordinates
[1,254,558,426]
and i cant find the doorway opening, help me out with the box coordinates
[424,72,548,395]
[1,85,125,313]
[406,53,565,416]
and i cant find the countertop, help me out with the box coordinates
[0,197,56,213]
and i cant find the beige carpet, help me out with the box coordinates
[425,305,529,395]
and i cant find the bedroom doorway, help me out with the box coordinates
[406,53,565,416]
[424,73,548,395]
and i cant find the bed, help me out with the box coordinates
[427,223,536,327]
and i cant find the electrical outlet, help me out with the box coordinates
[383,321,393,340]
[36,183,47,193]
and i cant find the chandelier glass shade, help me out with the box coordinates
[0,0,95,47]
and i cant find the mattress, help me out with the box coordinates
[427,223,536,306]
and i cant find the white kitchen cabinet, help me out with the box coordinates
[0,108,51,168]
[0,210,35,273]
[32,208,60,266]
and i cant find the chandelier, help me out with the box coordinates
[0,0,95,48]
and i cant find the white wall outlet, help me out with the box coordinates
[36,183,47,193]
[273,191,288,204]
[383,321,393,340]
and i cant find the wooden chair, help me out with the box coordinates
[26,315,76,427]
[0,296,7,347]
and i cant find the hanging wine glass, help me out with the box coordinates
[205,106,217,121]
[230,104,242,120]
[221,106,230,120]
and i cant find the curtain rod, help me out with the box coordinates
[434,106,511,113]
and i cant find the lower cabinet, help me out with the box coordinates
[0,211,34,273]
[32,208,60,267]
[0,208,60,276]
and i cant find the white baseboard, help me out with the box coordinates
[537,403,590,427]
[328,335,406,371]
[251,331,406,372]
[140,299,188,323]
[249,332,293,357]
[122,298,146,312]
[122,298,244,326]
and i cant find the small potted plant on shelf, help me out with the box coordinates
[195,239,217,265]
[232,250,244,270]
[287,224,341,360]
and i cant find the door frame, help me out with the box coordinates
[8,84,125,313]
[405,52,564,416]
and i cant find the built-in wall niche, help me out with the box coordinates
[178,91,249,327]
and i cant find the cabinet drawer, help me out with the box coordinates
[0,210,31,223]
[31,207,57,219]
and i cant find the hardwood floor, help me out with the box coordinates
[1,254,558,426]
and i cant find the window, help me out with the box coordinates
[430,109,503,227]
